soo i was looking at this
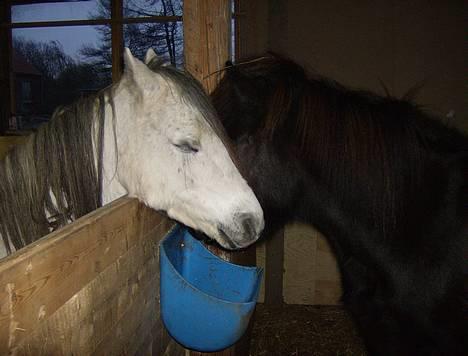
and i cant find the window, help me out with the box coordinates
[20,81,32,103]
[1,0,184,133]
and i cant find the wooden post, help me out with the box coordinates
[264,228,285,305]
[233,0,269,60]
[0,0,12,133]
[183,1,256,355]
[183,0,231,94]
[111,0,123,83]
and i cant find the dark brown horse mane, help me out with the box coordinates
[214,53,467,240]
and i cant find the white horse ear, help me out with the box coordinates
[144,48,157,65]
[123,47,145,73]
[123,47,156,88]
[144,48,172,67]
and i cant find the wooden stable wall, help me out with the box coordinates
[235,0,343,307]
[0,197,180,355]
[255,224,342,306]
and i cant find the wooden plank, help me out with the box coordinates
[315,234,341,281]
[0,197,165,353]
[153,317,176,356]
[183,0,231,93]
[314,234,342,305]
[283,223,317,305]
[120,226,174,356]
[135,331,154,356]
[190,348,236,356]
[283,224,342,305]
[314,280,342,305]
[264,228,284,305]
[6,16,183,29]
[255,241,266,303]
[17,256,155,354]
[92,273,159,355]
[111,0,123,83]
[15,219,165,355]
[0,0,12,133]
[163,340,186,356]
[151,318,167,355]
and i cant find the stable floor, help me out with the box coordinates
[249,304,366,356]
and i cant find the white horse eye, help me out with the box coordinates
[173,141,200,154]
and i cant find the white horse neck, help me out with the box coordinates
[0,94,126,260]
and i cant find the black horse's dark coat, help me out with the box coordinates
[212,55,467,356]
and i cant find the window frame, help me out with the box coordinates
[0,0,183,134]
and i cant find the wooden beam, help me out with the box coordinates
[0,0,12,133]
[183,1,256,355]
[183,0,231,94]
[111,0,123,83]
[4,16,182,29]
[11,0,88,5]
[264,228,285,305]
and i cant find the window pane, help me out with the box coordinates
[11,26,111,131]
[123,0,183,18]
[12,0,110,23]
[124,22,184,67]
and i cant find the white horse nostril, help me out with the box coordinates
[239,214,257,241]
[217,227,238,249]
[216,214,260,249]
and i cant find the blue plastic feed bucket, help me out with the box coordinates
[159,225,263,352]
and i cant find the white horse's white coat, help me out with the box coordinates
[0,48,263,258]
[103,49,264,249]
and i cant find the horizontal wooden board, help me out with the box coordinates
[15,218,169,355]
[0,197,172,354]
[283,223,342,305]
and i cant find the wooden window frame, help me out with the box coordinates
[0,0,183,134]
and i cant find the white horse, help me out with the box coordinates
[0,48,264,258]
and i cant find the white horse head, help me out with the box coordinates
[102,48,264,249]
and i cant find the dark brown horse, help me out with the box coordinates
[212,54,467,356]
